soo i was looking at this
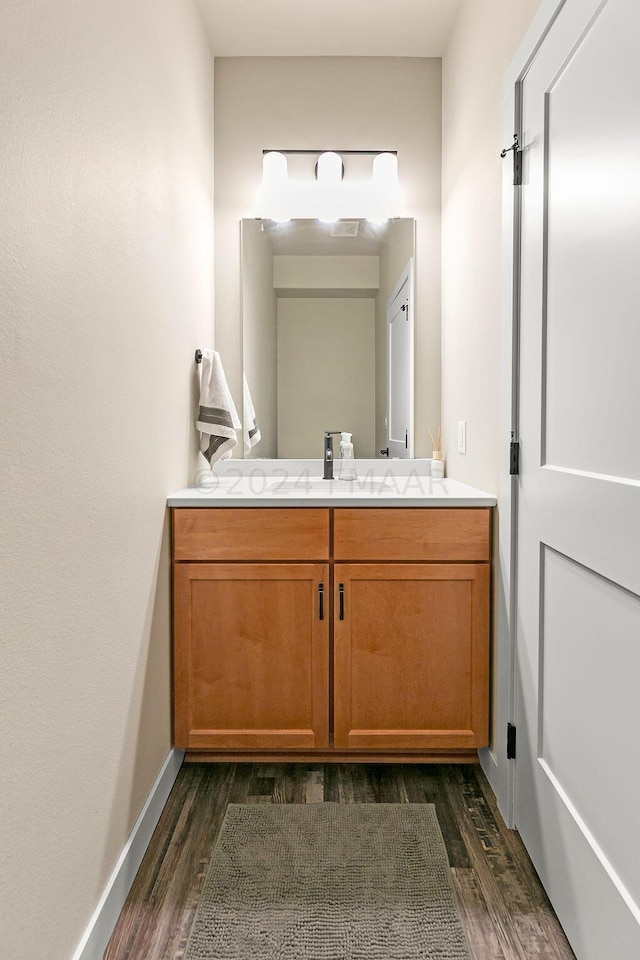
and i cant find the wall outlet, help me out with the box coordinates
[457,420,467,454]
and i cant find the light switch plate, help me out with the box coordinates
[457,420,467,454]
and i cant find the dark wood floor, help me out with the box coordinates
[105,763,576,960]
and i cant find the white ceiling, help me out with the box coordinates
[196,0,463,57]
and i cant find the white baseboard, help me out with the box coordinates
[479,746,499,791]
[71,747,185,960]
[478,746,515,828]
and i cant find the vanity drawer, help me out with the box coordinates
[173,508,330,561]
[334,508,490,562]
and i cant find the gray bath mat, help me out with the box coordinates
[184,802,472,959]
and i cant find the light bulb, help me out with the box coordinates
[315,153,342,222]
[372,152,398,186]
[369,152,399,222]
[259,152,290,222]
[262,151,287,184]
[316,151,343,183]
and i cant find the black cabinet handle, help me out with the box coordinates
[318,583,324,620]
[339,583,345,620]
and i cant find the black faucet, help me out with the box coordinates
[323,431,343,480]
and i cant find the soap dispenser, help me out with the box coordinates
[338,432,357,481]
[429,427,445,478]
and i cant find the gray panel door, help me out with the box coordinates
[386,263,414,458]
[516,1,640,957]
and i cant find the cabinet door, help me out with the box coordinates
[174,563,329,751]
[334,563,489,751]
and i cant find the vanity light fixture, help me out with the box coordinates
[257,150,399,223]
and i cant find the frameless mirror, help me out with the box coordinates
[241,217,416,459]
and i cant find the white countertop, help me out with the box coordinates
[167,460,496,508]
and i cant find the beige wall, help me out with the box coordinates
[0,2,214,958]
[441,0,544,750]
[214,57,442,456]
[242,221,277,457]
[277,298,376,458]
[442,0,543,492]
[274,255,379,293]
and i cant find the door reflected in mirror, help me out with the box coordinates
[241,218,415,460]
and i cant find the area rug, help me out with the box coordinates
[184,803,472,959]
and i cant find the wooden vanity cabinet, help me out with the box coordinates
[332,508,490,753]
[172,506,491,762]
[173,509,330,752]
[333,563,489,752]
[174,563,329,751]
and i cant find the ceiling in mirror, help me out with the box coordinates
[261,219,390,256]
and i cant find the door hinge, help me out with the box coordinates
[509,439,520,476]
[513,149,523,186]
[500,134,522,186]
[507,722,517,760]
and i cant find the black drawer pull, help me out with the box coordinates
[318,583,325,620]
[339,583,345,620]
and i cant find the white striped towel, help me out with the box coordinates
[243,374,262,455]
[196,349,241,467]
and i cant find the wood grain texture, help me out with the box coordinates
[334,564,490,750]
[173,507,491,760]
[174,563,329,750]
[334,508,491,561]
[105,763,576,960]
[173,508,330,560]
[184,750,481,763]
[444,767,576,960]
[104,764,235,960]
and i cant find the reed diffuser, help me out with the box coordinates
[429,428,445,478]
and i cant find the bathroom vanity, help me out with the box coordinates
[169,462,495,763]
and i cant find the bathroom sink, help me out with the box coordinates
[265,477,396,495]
